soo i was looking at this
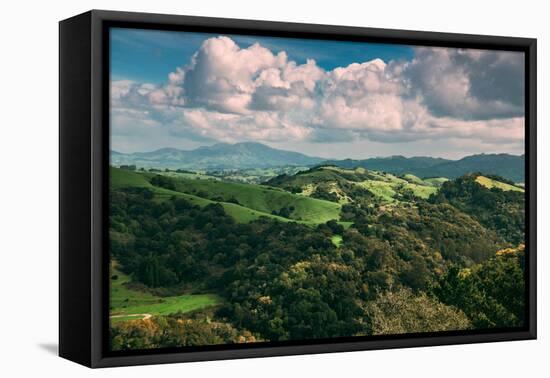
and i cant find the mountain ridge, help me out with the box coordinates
[111,142,524,182]
[324,153,524,182]
[111,142,324,169]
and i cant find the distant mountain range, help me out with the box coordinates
[111,142,324,170]
[326,153,525,182]
[111,142,525,182]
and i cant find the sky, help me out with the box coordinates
[110,27,525,160]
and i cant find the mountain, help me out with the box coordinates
[111,142,324,170]
[325,153,525,183]
[422,154,525,183]
[324,156,450,174]
[112,143,524,182]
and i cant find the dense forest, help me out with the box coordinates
[109,166,525,351]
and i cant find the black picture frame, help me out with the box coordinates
[59,9,537,368]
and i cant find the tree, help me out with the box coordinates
[400,256,430,291]
[150,175,176,190]
[120,164,136,171]
[326,220,344,235]
[434,245,525,328]
[364,288,471,335]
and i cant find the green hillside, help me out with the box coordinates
[111,168,291,223]
[267,166,439,203]
[110,263,221,324]
[402,173,425,185]
[356,175,437,201]
[475,175,524,192]
[110,165,527,349]
[169,176,341,224]
[111,167,153,189]
[111,167,341,224]
[432,174,525,245]
[424,177,449,187]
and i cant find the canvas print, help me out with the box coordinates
[108,28,526,352]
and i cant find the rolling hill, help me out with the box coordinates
[112,167,300,223]
[165,175,342,223]
[475,175,524,192]
[266,165,441,203]
[111,167,341,224]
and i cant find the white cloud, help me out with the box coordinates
[110,36,525,154]
[181,36,289,114]
[176,108,312,143]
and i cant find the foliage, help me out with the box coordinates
[311,185,340,202]
[109,264,220,318]
[429,174,525,244]
[109,166,526,349]
[111,317,259,351]
[150,175,177,190]
[434,245,525,329]
[364,288,471,335]
[267,165,437,204]
[164,173,342,223]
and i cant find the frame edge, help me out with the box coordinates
[59,11,94,368]
[82,9,537,368]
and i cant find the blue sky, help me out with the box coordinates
[110,28,414,84]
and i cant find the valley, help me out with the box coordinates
[108,144,526,350]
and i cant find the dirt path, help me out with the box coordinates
[110,313,152,320]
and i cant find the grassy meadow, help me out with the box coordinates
[110,262,221,324]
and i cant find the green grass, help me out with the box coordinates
[267,165,440,203]
[331,235,343,248]
[221,202,294,223]
[338,221,354,230]
[354,172,439,201]
[356,180,398,202]
[111,167,153,189]
[110,264,221,322]
[170,176,341,224]
[112,168,297,223]
[110,315,150,325]
[151,184,290,223]
[405,183,438,199]
[402,173,425,185]
[424,177,449,187]
[475,175,524,192]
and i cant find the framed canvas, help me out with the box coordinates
[59,10,537,368]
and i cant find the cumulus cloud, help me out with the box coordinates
[110,36,525,152]
[403,47,524,120]
[176,108,312,142]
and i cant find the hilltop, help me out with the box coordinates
[265,165,442,204]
